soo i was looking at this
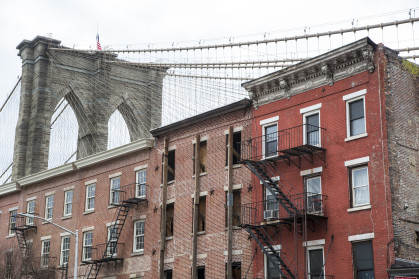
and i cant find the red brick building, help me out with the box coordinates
[238,38,418,278]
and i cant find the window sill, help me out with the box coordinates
[161,180,176,187]
[345,133,368,142]
[108,205,117,209]
[42,220,52,224]
[62,215,72,220]
[6,234,15,239]
[83,210,94,215]
[225,164,241,170]
[191,231,206,236]
[347,204,371,212]
[165,236,173,241]
[131,251,144,257]
[225,226,242,231]
[192,172,207,178]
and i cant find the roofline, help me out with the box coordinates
[150,98,252,137]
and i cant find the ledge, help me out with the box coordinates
[345,133,368,142]
[131,251,144,257]
[0,182,21,196]
[347,205,371,212]
[61,215,72,220]
[6,234,15,239]
[83,210,94,215]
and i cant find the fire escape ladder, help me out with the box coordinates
[244,161,299,216]
[13,220,36,277]
[244,226,295,279]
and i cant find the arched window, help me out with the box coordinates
[108,109,130,150]
[48,98,78,169]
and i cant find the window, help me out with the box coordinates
[352,240,374,279]
[107,226,118,257]
[45,195,54,220]
[226,262,242,279]
[264,189,279,220]
[225,190,241,227]
[85,184,95,211]
[136,169,147,199]
[133,220,145,252]
[264,124,278,158]
[110,177,121,205]
[197,266,205,279]
[9,210,17,235]
[26,200,35,225]
[83,231,93,261]
[41,240,51,268]
[305,176,322,213]
[264,246,281,279]
[168,150,175,181]
[197,196,206,232]
[348,98,366,137]
[304,112,320,146]
[193,140,207,175]
[226,131,242,165]
[166,203,174,237]
[308,247,325,279]
[351,166,369,207]
[64,190,73,216]
[164,270,173,279]
[60,236,70,266]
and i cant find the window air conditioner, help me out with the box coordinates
[264,210,279,220]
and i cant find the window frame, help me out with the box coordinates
[352,240,375,278]
[263,245,281,279]
[85,184,96,212]
[307,245,325,279]
[133,220,145,253]
[136,169,147,199]
[303,110,321,147]
[345,95,367,140]
[8,210,17,235]
[305,175,323,214]
[83,231,93,261]
[107,225,118,257]
[41,239,51,268]
[110,176,121,205]
[350,165,370,208]
[63,190,73,217]
[26,200,35,225]
[45,195,54,220]
[193,140,208,175]
[60,236,71,266]
[262,123,278,159]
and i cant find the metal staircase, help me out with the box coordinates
[245,226,295,279]
[13,215,37,278]
[84,183,147,279]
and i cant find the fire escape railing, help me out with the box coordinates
[84,183,148,279]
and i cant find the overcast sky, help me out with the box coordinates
[0,0,418,99]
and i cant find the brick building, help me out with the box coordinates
[238,37,418,278]
[0,37,418,279]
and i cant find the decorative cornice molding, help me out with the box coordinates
[242,37,377,107]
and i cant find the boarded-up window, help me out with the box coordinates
[225,190,241,227]
[225,262,242,279]
[166,203,174,237]
[198,196,206,232]
[193,141,207,174]
[226,131,242,165]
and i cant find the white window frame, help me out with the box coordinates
[305,176,322,214]
[41,239,51,268]
[133,220,145,253]
[110,176,121,205]
[264,245,281,279]
[63,190,73,217]
[351,165,370,208]
[107,225,118,257]
[136,169,147,199]
[83,231,93,261]
[60,236,70,266]
[45,195,54,220]
[344,90,367,141]
[26,200,35,225]
[303,110,321,147]
[8,210,17,235]
[307,245,325,279]
[85,184,95,211]
[262,122,278,159]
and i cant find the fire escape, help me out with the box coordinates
[83,183,148,279]
[238,124,328,279]
[13,214,38,277]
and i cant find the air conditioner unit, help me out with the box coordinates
[264,210,279,220]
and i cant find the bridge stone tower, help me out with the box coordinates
[12,36,166,180]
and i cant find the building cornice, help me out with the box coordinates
[242,37,377,107]
[0,138,154,195]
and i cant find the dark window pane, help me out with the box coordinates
[267,255,281,278]
[306,114,319,130]
[353,241,374,279]
[350,118,365,136]
[309,249,324,277]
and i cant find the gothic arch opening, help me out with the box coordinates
[107,109,130,150]
[48,98,78,169]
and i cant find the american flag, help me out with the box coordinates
[96,34,102,50]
